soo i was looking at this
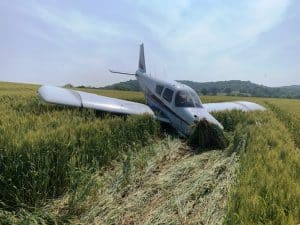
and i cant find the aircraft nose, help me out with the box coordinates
[188,108,223,129]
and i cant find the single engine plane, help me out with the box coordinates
[38,44,265,136]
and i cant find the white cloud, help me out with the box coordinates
[0,0,295,86]
[20,2,133,44]
[131,0,292,82]
[178,1,288,52]
[20,0,291,59]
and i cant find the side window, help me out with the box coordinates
[155,85,164,95]
[162,88,174,102]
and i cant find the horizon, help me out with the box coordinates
[0,1,299,87]
[2,78,298,89]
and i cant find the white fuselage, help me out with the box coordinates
[135,71,222,136]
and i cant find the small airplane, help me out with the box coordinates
[38,44,265,136]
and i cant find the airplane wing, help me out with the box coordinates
[38,86,154,115]
[203,101,265,113]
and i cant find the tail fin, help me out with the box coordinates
[138,43,146,73]
[109,43,146,76]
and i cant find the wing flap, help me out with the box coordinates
[38,86,154,115]
[154,115,170,123]
[203,101,265,112]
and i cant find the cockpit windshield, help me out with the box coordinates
[175,90,203,108]
[189,91,202,107]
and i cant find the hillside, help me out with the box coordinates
[103,79,300,99]
[103,79,141,91]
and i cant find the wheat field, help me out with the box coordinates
[0,82,299,225]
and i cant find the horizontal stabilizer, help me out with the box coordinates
[38,86,154,115]
[109,70,136,76]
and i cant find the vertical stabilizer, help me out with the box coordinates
[138,43,146,73]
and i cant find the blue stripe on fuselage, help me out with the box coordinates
[145,88,190,126]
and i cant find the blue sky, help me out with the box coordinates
[0,0,299,87]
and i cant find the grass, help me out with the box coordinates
[73,137,238,224]
[0,82,159,223]
[224,110,300,224]
[264,101,300,148]
[265,98,300,116]
[188,119,228,151]
[0,81,299,224]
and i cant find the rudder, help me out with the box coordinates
[138,43,146,73]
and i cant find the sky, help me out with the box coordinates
[0,0,299,87]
